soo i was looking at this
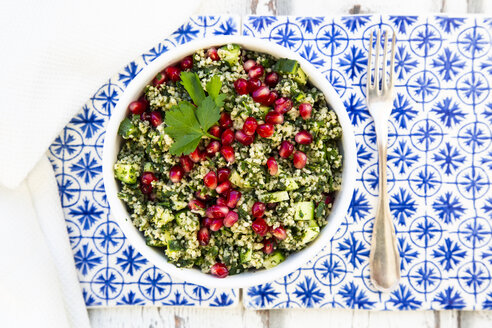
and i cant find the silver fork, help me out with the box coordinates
[366,29,400,292]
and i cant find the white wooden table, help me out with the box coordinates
[89,0,492,326]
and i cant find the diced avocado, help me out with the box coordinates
[294,201,314,221]
[294,67,307,85]
[145,236,167,247]
[118,117,137,139]
[143,162,155,173]
[229,170,251,189]
[258,191,289,203]
[114,163,140,184]
[240,248,252,263]
[218,44,241,66]
[284,177,299,191]
[264,251,285,269]
[153,206,174,226]
[273,58,299,74]
[301,220,320,244]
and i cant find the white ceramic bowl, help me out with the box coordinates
[103,35,356,288]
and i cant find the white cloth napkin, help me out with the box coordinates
[0,0,200,326]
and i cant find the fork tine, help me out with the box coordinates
[374,29,381,94]
[367,32,373,90]
[382,30,389,92]
[389,32,396,87]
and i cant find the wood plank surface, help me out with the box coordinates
[89,0,491,327]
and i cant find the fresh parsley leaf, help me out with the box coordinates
[164,101,202,139]
[169,133,203,155]
[196,96,221,132]
[180,71,205,106]
[214,93,227,108]
[206,75,222,100]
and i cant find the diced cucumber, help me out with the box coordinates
[273,58,299,74]
[175,211,188,226]
[294,91,306,102]
[294,67,307,85]
[259,105,271,115]
[264,251,285,269]
[114,163,140,184]
[145,236,167,247]
[143,162,155,172]
[161,229,173,244]
[240,248,252,264]
[258,191,289,203]
[284,177,299,191]
[294,201,314,221]
[173,201,188,211]
[301,220,320,244]
[229,170,251,189]
[153,206,174,226]
[218,44,241,66]
[118,117,137,139]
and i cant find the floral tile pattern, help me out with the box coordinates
[243,15,492,310]
[47,16,240,308]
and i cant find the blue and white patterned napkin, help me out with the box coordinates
[48,15,492,310]
[243,15,492,310]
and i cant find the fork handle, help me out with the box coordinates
[369,128,401,292]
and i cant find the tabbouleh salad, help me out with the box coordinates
[114,44,343,278]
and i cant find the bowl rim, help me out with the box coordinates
[103,35,356,288]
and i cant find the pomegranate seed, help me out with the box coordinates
[263,239,275,254]
[267,202,278,210]
[248,65,265,79]
[220,146,235,163]
[221,129,235,146]
[252,202,266,218]
[207,47,220,61]
[211,263,229,278]
[219,113,233,129]
[325,192,335,205]
[180,56,193,70]
[243,59,257,72]
[257,124,275,138]
[252,85,270,104]
[234,78,249,95]
[195,190,210,201]
[247,78,262,92]
[209,125,222,138]
[279,141,294,158]
[150,111,163,127]
[180,156,194,172]
[203,171,217,189]
[266,157,278,176]
[209,219,224,232]
[165,66,181,82]
[140,183,152,194]
[216,197,227,206]
[216,181,231,194]
[189,199,205,212]
[141,172,157,185]
[217,168,231,183]
[252,218,268,236]
[202,217,212,228]
[243,117,258,136]
[265,111,284,125]
[206,140,221,156]
[293,151,307,169]
[223,211,239,228]
[169,165,184,183]
[299,103,313,120]
[197,227,210,246]
[152,72,168,86]
[206,205,229,219]
[265,72,280,87]
[235,130,254,146]
[272,226,287,240]
[189,147,203,163]
[263,90,278,106]
[295,130,313,145]
[274,97,293,114]
[226,190,241,208]
[128,100,147,115]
